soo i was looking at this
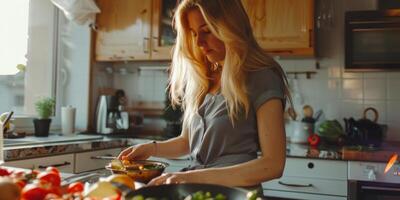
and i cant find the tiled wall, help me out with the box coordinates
[112,0,400,141]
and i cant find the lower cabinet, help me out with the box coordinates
[263,158,348,200]
[74,148,122,173]
[4,154,75,173]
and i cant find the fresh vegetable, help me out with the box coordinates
[317,120,344,143]
[21,184,49,200]
[37,171,61,187]
[67,182,85,194]
[308,134,321,146]
[0,167,11,176]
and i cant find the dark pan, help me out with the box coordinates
[126,183,259,200]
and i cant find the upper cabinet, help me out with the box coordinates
[95,0,176,61]
[242,0,315,57]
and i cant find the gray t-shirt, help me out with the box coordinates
[186,67,285,170]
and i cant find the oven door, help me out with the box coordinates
[349,180,400,200]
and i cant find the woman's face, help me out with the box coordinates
[187,8,226,65]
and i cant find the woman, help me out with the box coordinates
[118,0,292,190]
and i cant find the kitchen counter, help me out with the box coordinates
[3,133,400,163]
[286,141,400,163]
[3,133,155,161]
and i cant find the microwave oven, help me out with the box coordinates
[345,9,400,71]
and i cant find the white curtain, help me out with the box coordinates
[0,1,29,75]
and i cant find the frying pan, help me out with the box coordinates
[126,183,261,200]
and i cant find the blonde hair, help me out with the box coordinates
[170,0,292,128]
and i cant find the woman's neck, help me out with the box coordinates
[208,70,221,95]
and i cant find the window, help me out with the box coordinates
[0,1,58,117]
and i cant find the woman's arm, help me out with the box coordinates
[118,127,190,160]
[153,128,191,159]
[149,98,286,187]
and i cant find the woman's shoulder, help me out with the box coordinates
[246,66,283,88]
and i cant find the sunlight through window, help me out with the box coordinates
[0,1,29,75]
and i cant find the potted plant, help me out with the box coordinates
[33,97,55,137]
[162,88,183,138]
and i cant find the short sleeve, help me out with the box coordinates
[246,67,285,111]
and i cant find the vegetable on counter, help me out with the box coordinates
[308,133,321,146]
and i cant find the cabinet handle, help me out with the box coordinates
[90,154,114,160]
[278,181,313,188]
[38,161,71,169]
[167,158,191,161]
[152,37,158,52]
[143,37,150,53]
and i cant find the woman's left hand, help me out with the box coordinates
[147,172,197,186]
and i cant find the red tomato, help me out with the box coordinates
[308,133,321,146]
[45,167,60,175]
[37,171,61,187]
[48,186,62,196]
[0,167,11,176]
[15,179,27,190]
[21,184,50,200]
[67,182,84,194]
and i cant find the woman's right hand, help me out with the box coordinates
[117,143,156,161]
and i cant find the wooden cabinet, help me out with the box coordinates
[5,154,75,173]
[242,0,315,57]
[95,0,176,61]
[74,148,122,173]
[263,158,348,200]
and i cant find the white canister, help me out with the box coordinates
[290,121,313,144]
[61,106,76,135]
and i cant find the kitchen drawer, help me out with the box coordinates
[264,189,347,200]
[262,176,348,196]
[75,148,121,173]
[284,158,347,180]
[4,154,74,173]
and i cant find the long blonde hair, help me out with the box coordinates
[170,0,292,128]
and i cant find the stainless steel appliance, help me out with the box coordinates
[348,161,400,199]
[345,9,400,71]
[95,94,129,134]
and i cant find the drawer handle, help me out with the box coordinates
[278,181,313,188]
[90,154,114,160]
[167,158,191,161]
[38,161,71,169]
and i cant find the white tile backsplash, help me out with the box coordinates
[341,79,363,100]
[363,79,386,100]
[387,79,400,100]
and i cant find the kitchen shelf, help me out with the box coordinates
[287,71,317,79]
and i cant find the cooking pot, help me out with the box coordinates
[344,107,386,148]
[126,183,260,200]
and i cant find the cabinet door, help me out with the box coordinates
[75,148,121,173]
[242,0,314,56]
[150,0,177,60]
[95,0,152,61]
[4,154,74,173]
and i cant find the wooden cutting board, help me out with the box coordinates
[342,142,400,162]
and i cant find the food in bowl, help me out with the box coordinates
[106,160,169,183]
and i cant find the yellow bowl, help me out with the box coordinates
[106,160,169,184]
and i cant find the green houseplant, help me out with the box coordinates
[162,88,183,137]
[33,97,55,137]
